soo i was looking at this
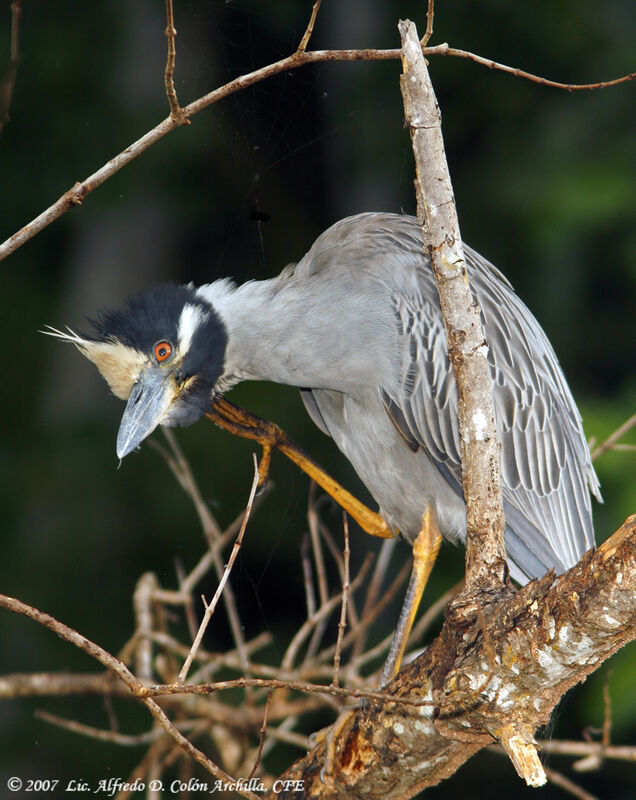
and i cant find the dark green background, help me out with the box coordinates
[1,1,634,797]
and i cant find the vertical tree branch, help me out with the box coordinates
[0,0,22,137]
[398,19,508,594]
[164,0,189,124]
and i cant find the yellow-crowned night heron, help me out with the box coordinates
[47,212,600,685]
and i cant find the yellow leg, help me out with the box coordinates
[320,508,442,781]
[378,507,442,688]
[206,396,394,539]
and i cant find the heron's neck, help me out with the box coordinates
[199,275,394,394]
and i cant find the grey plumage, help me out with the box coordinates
[289,213,600,583]
[48,212,600,586]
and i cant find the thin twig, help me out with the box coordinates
[155,430,222,543]
[296,0,322,54]
[0,593,260,800]
[543,766,600,800]
[178,455,261,683]
[332,513,350,688]
[247,691,272,779]
[144,677,434,708]
[301,533,317,619]
[574,671,613,772]
[156,430,251,673]
[175,557,198,642]
[438,44,635,91]
[352,538,397,659]
[35,710,205,746]
[318,517,360,630]
[421,0,435,48]
[591,411,636,461]
[280,554,372,673]
[538,740,636,763]
[313,558,411,674]
[163,0,188,123]
[304,485,330,659]
[308,484,329,609]
[0,0,22,137]
[1,42,632,262]
[134,573,159,684]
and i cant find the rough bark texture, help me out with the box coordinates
[399,19,508,592]
[273,516,636,799]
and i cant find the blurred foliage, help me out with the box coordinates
[0,1,634,797]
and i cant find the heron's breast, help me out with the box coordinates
[310,389,467,546]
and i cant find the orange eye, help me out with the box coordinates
[153,340,173,363]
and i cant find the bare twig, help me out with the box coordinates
[573,671,613,772]
[0,593,260,799]
[543,767,600,800]
[35,710,205,746]
[178,455,261,683]
[314,558,411,674]
[591,411,636,461]
[438,45,635,91]
[1,41,633,262]
[296,0,323,55]
[421,0,435,48]
[134,573,160,683]
[163,0,188,124]
[331,514,350,687]
[247,691,272,779]
[538,739,636,763]
[352,538,397,659]
[0,0,22,137]
[280,555,372,673]
[144,677,431,708]
[155,430,251,673]
[301,534,316,619]
[304,485,330,659]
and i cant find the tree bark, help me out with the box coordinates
[273,516,636,799]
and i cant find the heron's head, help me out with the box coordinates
[45,284,228,458]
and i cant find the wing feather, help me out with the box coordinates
[385,240,599,579]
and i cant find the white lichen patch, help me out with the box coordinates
[557,624,570,646]
[496,683,516,704]
[417,689,435,719]
[472,410,488,441]
[574,633,598,661]
[616,572,623,584]
[603,614,620,628]
[467,672,489,692]
[413,719,436,736]
[545,616,556,640]
[393,722,405,736]
[416,753,447,772]
[535,647,568,680]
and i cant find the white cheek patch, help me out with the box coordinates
[177,303,207,357]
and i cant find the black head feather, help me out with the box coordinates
[88,283,200,351]
[86,283,228,427]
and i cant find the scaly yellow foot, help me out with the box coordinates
[206,396,394,538]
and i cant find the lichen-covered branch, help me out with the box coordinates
[399,18,507,592]
[274,516,636,799]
